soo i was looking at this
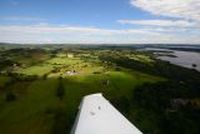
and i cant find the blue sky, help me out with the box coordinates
[0,0,200,44]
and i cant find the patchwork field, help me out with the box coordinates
[0,47,199,134]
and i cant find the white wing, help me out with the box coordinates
[71,93,143,134]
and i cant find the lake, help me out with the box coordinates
[142,48,200,72]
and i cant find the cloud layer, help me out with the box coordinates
[130,0,200,21]
[0,24,199,44]
[0,24,161,44]
[2,16,45,21]
[118,19,197,28]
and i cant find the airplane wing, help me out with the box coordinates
[71,93,143,134]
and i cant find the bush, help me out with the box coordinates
[5,91,16,102]
[93,71,101,74]
[43,74,48,80]
[56,77,65,100]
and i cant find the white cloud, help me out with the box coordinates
[2,16,45,21]
[112,0,200,44]
[0,24,159,44]
[0,24,157,35]
[0,24,199,44]
[130,0,200,21]
[118,19,198,28]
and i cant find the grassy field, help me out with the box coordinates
[15,65,54,76]
[0,61,162,134]
[2,48,199,134]
[46,57,81,65]
[0,79,58,134]
[125,53,154,63]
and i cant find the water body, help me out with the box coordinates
[142,48,200,72]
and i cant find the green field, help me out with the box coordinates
[0,69,162,134]
[46,57,81,65]
[0,47,199,134]
[0,71,162,134]
[15,65,54,76]
[0,49,163,134]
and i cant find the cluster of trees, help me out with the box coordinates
[0,59,14,70]
[131,81,200,134]
[7,73,38,81]
[1,73,38,103]
[99,51,200,134]
[99,51,200,82]
[110,80,200,134]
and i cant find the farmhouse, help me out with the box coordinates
[67,53,74,58]
[66,70,78,76]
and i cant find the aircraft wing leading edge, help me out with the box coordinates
[71,93,143,134]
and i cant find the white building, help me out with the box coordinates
[67,53,74,58]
